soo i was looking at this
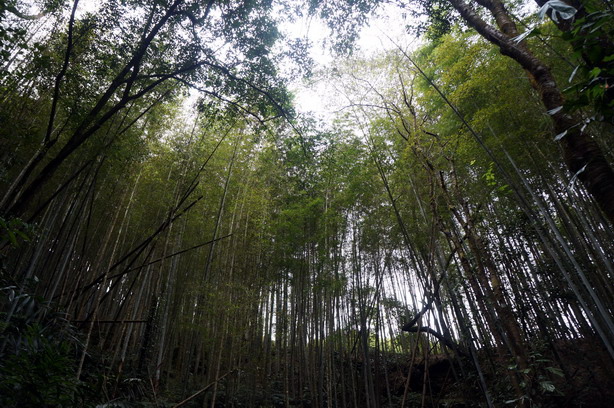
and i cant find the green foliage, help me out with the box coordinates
[0,323,82,407]
[503,350,566,406]
[561,7,614,122]
[308,0,382,53]
[0,286,91,407]
[0,2,612,408]
[482,162,510,194]
[309,0,460,51]
[0,217,32,248]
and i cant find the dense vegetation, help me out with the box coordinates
[1,0,613,406]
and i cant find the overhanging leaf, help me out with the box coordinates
[568,65,580,82]
[554,129,567,140]
[512,26,538,43]
[538,0,577,23]
[546,366,565,377]
[569,163,588,187]
[550,1,577,20]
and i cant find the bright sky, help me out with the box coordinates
[285,3,415,121]
[74,0,412,122]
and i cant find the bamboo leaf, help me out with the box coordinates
[7,229,17,246]
[546,366,565,377]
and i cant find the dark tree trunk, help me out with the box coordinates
[447,0,614,225]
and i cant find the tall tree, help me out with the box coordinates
[309,0,614,224]
[0,0,296,219]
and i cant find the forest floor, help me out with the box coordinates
[367,336,614,408]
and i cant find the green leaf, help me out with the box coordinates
[7,229,17,246]
[546,366,565,377]
[15,230,30,242]
[498,184,510,193]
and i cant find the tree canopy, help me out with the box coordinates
[1,0,613,407]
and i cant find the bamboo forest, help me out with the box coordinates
[1,0,614,406]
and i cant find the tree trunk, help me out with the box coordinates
[446,0,614,225]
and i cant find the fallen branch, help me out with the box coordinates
[403,325,467,357]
